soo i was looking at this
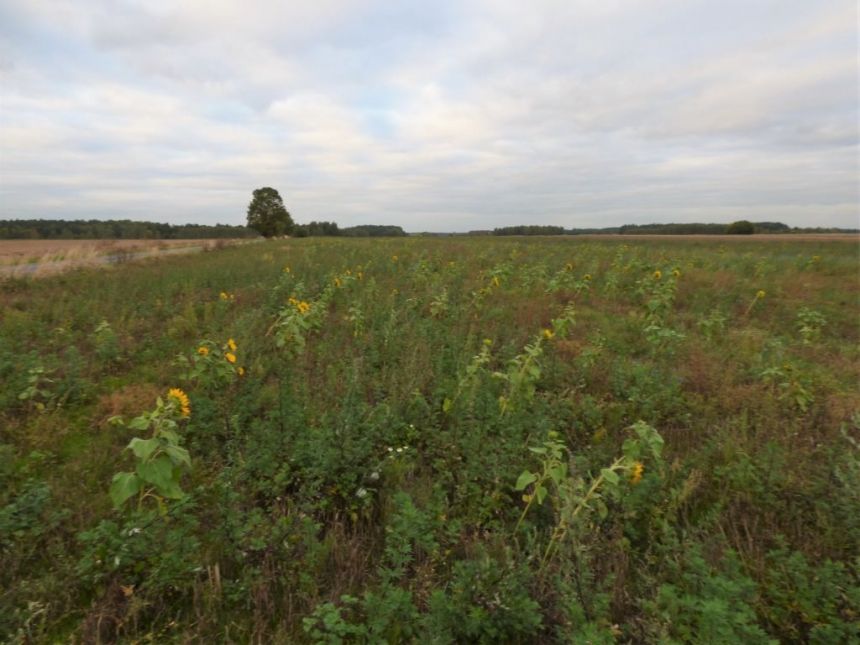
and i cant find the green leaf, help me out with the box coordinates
[128,437,159,461]
[164,444,191,468]
[136,456,184,499]
[109,472,142,508]
[128,415,150,431]
[548,464,567,484]
[528,446,547,455]
[442,398,453,413]
[535,485,547,505]
[601,468,620,486]
[596,498,608,520]
[515,471,537,491]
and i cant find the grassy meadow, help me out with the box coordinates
[1,236,858,643]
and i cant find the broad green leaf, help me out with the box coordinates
[535,485,547,505]
[601,468,620,486]
[528,446,547,455]
[128,437,159,461]
[548,464,567,484]
[137,456,184,499]
[110,472,142,508]
[515,471,537,491]
[165,444,191,468]
[128,415,150,431]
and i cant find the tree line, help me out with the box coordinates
[489,221,857,236]
[0,219,256,240]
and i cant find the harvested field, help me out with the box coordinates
[0,238,253,278]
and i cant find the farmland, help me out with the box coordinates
[1,236,858,643]
[0,239,253,279]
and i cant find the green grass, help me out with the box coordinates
[1,237,858,643]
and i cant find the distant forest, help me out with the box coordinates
[294,222,407,237]
[0,219,256,240]
[0,219,408,240]
[489,221,858,236]
[0,218,854,240]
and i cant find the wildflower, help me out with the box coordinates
[345,269,352,276]
[672,269,681,278]
[757,290,766,299]
[391,255,398,262]
[167,388,191,418]
[237,366,245,376]
[197,346,209,356]
[219,291,229,300]
[357,271,363,280]
[492,276,500,287]
[297,301,310,314]
[225,352,237,364]
[584,274,592,281]
[542,328,555,340]
[565,263,574,271]
[283,266,291,273]
[630,461,644,485]
[334,277,342,288]
[227,338,237,352]
[653,270,662,280]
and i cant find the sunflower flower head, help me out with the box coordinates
[757,290,766,299]
[653,270,662,280]
[542,328,555,340]
[197,346,209,356]
[227,338,237,352]
[168,388,191,418]
[630,461,644,485]
[225,352,237,364]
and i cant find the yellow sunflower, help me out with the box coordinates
[167,388,191,418]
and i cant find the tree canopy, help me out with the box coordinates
[246,187,294,238]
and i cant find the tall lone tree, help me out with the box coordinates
[246,187,294,238]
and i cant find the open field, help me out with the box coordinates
[0,239,251,278]
[1,237,858,642]
[568,233,860,242]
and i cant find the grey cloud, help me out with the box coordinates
[0,0,857,230]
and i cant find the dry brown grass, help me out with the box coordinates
[0,239,249,278]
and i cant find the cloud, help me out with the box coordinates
[0,0,856,230]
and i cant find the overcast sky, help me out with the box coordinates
[1,1,857,231]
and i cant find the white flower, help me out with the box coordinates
[356,487,368,498]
